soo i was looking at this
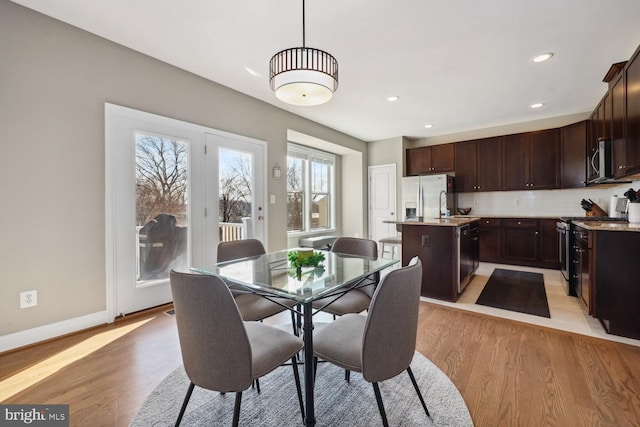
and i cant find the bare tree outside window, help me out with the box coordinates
[135,133,188,280]
[219,150,253,223]
[136,134,188,226]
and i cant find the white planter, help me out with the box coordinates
[629,203,640,224]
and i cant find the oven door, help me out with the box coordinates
[556,221,569,289]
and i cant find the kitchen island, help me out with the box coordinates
[389,217,480,301]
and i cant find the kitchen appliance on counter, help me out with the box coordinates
[556,216,628,297]
[402,174,455,221]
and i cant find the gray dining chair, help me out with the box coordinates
[312,237,379,317]
[170,270,305,426]
[312,257,431,427]
[217,239,298,332]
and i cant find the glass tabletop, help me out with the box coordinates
[191,249,399,303]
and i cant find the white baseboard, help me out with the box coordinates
[0,311,110,353]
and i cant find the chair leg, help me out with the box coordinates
[313,356,318,383]
[290,309,298,336]
[291,356,305,421]
[345,369,351,382]
[232,391,242,427]
[175,382,195,427]
[372,382,389,427]
[406,366,430,417]
[255,378,260,393]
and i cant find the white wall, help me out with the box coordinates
[0,1,368,344]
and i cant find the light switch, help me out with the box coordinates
[270,194,276,204]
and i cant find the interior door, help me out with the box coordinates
[368,164,397,247]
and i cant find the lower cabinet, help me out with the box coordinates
[478,218,501,262]
[479,217,560,269]
[501,219,538,263]
[592,230,640,339]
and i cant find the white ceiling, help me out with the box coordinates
[12,0,640,142]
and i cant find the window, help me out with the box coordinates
[287,144,335,232]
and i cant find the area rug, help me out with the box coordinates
[130,352,473,426]
[475,268,550,318]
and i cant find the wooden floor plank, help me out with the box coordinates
[2,302,640,426]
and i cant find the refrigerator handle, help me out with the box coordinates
[416,181,423,219]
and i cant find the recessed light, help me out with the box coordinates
[387,96,400,102]
[531,52,554,63]
[424,124,433,129]
[244,66,262,77]
[530,102,545,109]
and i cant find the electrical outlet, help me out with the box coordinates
[20,290,37,308]
[421,235,430,247]
[270,194,276,204]
[473,200,478,206]
[514,198,520,205]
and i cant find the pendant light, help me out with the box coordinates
[269,0,339,106]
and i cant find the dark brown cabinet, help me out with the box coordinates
[586,46,640,182]
[611,72,627,177]
[454,137,503,192]
[538,219,559,265]
[592,229,640,339]
[622,47,640,177]
[503,129,560,190]
[501,219,538,263]
[478,217,559,269]
[405,143,455,176]
[561,121,587,188]
[478,218,501,262]
[401,222,478,302]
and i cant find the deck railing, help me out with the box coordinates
[219,217,252,242]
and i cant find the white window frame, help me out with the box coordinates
[287,143,336,235]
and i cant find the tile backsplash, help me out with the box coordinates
[456,181,638,217]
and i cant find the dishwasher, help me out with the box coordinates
[457,224,474,293]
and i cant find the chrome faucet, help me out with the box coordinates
[438,190,447,219]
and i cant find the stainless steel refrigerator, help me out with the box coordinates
[401,174,455,220]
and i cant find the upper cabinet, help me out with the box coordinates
[586,46,640,181]
[405,143,455,176]
[561,121,587,188]
[623,46,640,177]
[455,137,503,192]
[611,72,627,177]
[503,129,560,191]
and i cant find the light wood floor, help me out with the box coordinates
[2,302,640,426]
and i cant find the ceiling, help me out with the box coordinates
[12,0,640,142]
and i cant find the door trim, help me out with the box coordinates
[105,103,267,321]
[367,163,397,243]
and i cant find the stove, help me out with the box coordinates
[556,216,628,297]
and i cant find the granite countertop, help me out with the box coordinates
[572,221,640,232]
[453,214,561,219]
[386,218,479,227]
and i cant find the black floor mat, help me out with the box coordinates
[475,268,550,318]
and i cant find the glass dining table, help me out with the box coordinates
[191,249,398,426]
